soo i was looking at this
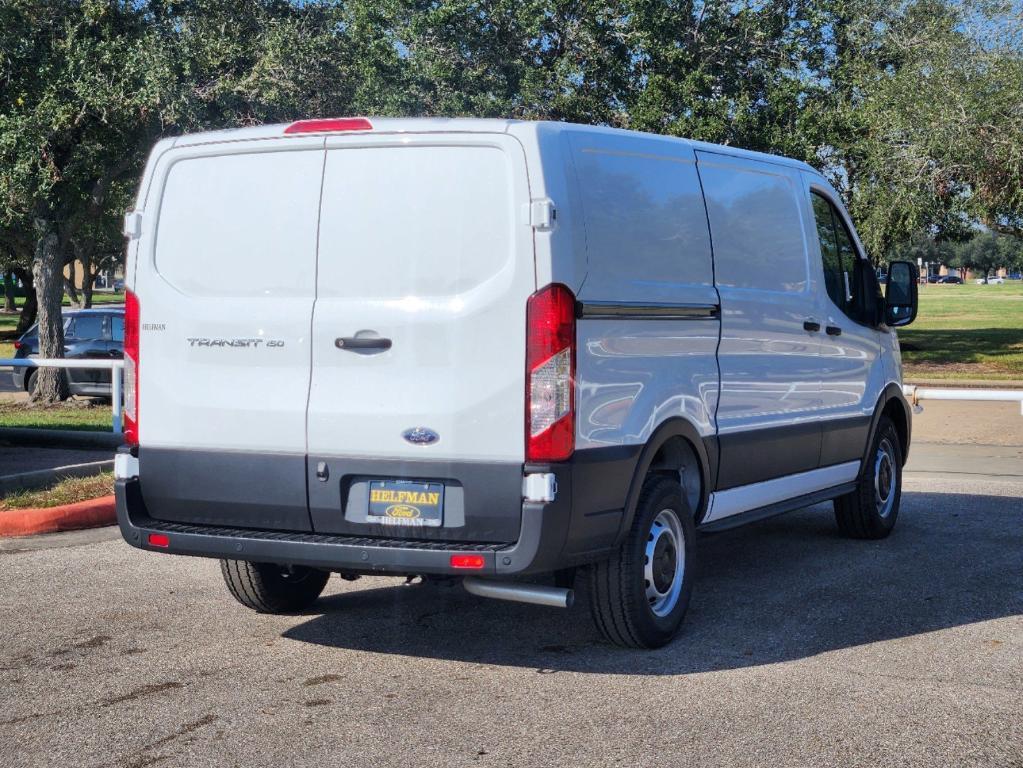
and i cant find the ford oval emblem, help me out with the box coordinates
[403,427,439,446]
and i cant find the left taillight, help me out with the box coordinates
[123,289,140,445]
[526,283,576,462]
[12,340,21,350]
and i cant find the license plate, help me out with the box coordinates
[367,480,444,527]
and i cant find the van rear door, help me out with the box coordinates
[135,139,323,531]
[306,134,535,542]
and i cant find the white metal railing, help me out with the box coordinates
[0,358,124,432]
[903,384,1023,415]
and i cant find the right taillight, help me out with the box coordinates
[123,289,140,445]
[526,283,576,462]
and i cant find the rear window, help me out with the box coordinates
[316,146,513,299]
[155,150,323,297]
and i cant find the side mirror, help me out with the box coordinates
[885,261,918,327]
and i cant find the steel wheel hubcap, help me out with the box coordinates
[644,509,685,617]
[874,438,896,518]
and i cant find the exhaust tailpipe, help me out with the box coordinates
[463,577,574,609]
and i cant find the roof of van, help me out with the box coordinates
[168,118,818,174]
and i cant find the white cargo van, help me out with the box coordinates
[116,118,919,648]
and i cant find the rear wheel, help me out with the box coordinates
[25,369,38,395]
[588,475,695,649]
[220,560,330,613]
[834,416,903,539]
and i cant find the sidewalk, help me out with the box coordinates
[909,398,1023,447]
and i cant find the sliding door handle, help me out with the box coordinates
[803,320,821,332]
[335,336,392,351]
[825,326,842,336]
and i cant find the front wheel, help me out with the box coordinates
[834,415,903,539]
[588,476,695,649]
[220,560,330,613]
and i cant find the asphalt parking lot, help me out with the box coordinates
[2,468,1021,768]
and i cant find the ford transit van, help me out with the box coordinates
[115,118,918,648]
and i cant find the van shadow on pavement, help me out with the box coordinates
[282,491,1023,675]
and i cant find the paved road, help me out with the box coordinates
[2,470,1021,768]
[0,446,112,476]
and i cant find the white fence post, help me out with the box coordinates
[111,365,122,433]
[903,385,1023,416]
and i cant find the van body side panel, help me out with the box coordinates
[305,135,534,541]
[566,132,719,547]
[696,151,823,490]
[135,139,325,531]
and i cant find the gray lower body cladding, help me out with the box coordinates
[118,445,643,576]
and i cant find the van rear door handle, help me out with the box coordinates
[803,320,821,332]
[335,336,392,351]
[825,326,842,336]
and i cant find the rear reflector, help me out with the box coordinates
[148,533,169,548]
[450,554,486,570]
[284,117,373,134]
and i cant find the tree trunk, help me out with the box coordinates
[81,251,94,309]
[64,259,83,309]
[12,266,37,334]
[2,268,15,312]
[30,221,70,404]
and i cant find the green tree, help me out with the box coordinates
[0,1,175,401]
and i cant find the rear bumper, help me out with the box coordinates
[116,443,643,576]
[118,469,583,578]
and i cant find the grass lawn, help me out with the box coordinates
[1,472,113,510]
[0,311,17,358]
[899,282,1023,382]
[0,401,114,432]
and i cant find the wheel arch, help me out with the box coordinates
[614,418,715,545]
[864,383,912,469]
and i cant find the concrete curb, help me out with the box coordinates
[0,495,116,537]
[0,428,121,450]
[0,460,114,496]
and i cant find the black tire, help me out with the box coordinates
[26,369,38,395]
[834,415,903,539]
[588,475,695,649]
[220,559,330,613]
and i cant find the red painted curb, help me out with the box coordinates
[0,495,116,537]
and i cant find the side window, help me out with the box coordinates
[110,316,125,343]
[811,194,846,312]
[70,315,104,340]
[699,160,808,293]
[811,192,876,324]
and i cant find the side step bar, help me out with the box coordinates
[463,577,574,609]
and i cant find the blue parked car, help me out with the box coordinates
[11,308,124,399]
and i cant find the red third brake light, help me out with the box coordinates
[450,554,486,570]
[526,283,576,462]
[123,289,140,446]
[284,117,373,134]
